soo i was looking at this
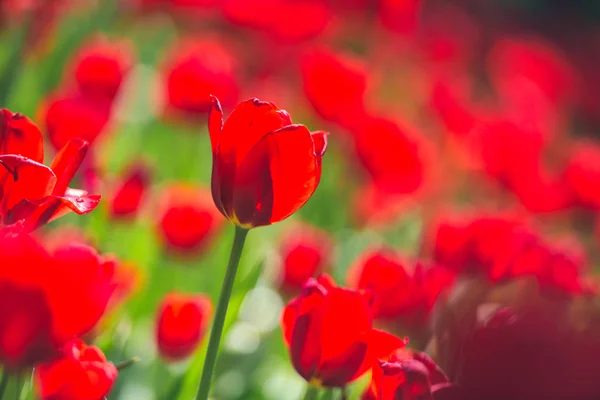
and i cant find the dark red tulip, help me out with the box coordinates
[163,38,240,118]
[0,235,120,368]
[300,48,367,124]
[378,0,423,37]
[156,292,213,361]
[157,184,223,253]
[35,338,118,400]
[441,306,600,400]
[365,349,449,400]
[348,248,454,325]
[109,163,151,219]
[71,36,133,103]
[278,225,332,293]
[0,108,44,162]
[209,96,327,228]
[41,92,111,151]
[281,274,405,387]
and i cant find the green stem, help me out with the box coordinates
[302,386,319,400]
[195,226,249,400]
[0,370,8,400]
[0,12,30,107]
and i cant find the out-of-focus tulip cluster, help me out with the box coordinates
[2,0,600,399]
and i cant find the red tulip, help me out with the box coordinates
[0,108,44,162]
[0,110,100,230]
[348,248,454,325]
[109,163,151,219]
[156,292,213,361]
[157,184,223,253]
[163,38,240,118]
[209,96,327,228]
[278,225,332,292]
[41,92,111,151]
[221,0,331,43]
[281,274,405,387]
[300,48,367,124]
[71,36,133,103]
[351,115,424,195]
[0,235,119,368]
[440,306,600,400]
[365,349,449,400]
[378,0,423,37]
[35,338,118,400]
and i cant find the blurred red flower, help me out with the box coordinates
[300,48,367,124]
[281,274,404,387]
[0,235,120,368]
[157,184,223,253]
[348,248,454,326]
[278,224,333,293]
[351,115,424,195]
[440,306,600,400]
[41,93,111,151]
[71,36,133,103]
[162,38,240,118]
[432,214,585,295]
[109,163,152,220]
[0,109,100,230]
[221,0,331,43]
[209,96,327,228]
[364,349,449,400]
[564,141,600,210]
[156,292,213,361]
[35,338,117,400]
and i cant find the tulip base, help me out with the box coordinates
[196,225,249,400]
[302,385,320,400]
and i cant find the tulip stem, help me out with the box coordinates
[196,226,249,400]
[302,386,319,400]
[0,370,7,400]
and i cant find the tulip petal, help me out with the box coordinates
[0,155,56,218]
[50,138,89,196]
[208,95,223,153]
[220,98,292,166]
[0,109,44,162]
[232,124,322,227]
[20,190,101,231]
[311,130,328,157]
[319,340,369,387]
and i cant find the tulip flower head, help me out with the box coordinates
[209,96,327,229]
[35,338,118,400]
[156,292,213,361]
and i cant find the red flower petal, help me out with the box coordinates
[208,95,223,153]
[49,138,89,196]
[0,109,44,162]
[232,124,322,226]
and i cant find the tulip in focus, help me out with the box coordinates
[156,292,213,361]
[157,184,223,253]
[209,96,327,228]
[278,224,332,293]
[281,274,404,387]
[0,109,100,231]
[35,338,118,400]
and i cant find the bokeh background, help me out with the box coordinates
[3,0,600,399]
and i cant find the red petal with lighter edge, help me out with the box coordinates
[50,138,89,196]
